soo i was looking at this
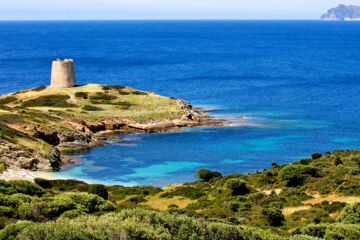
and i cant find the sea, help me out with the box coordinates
[1,20,360,186]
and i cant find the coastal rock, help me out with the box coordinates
[0,84,226,173]
[0,139,61,171]
[321,4,360,20]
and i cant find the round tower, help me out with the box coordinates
[50,59,76,88]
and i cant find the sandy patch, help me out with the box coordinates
[0,168,54,181]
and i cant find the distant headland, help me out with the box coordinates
[321,4,360,21]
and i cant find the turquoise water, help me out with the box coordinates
[1,21,360,186]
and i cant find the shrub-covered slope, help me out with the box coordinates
[0,150,359,239]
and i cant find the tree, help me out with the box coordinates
[271,162,278,169]
[279,165,317,187]
[195,169,222,182]
[225,179,249,195]
[261,207,285,227]
[311,152,322,160]
[88,184,108,200]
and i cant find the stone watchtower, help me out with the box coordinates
[50,59,76,88]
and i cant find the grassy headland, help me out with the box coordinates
[0,84,222,172]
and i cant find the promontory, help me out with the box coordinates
[321,4,360,20]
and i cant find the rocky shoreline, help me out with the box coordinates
[0,87,226,178]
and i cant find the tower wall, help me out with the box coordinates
[50,59,76,88]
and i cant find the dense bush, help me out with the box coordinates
[0,209,286,240]
[9,180,45,196]
[261,207,285,227]
[60,209,86,219]
[75,92,88,99]
[311,153,322,160]
[82,105,103,111]
[324,223,360,240]
[279,165,318,187]
[225,179,250,195]
[290,235,322,240]
[336,202,360,224]
[34,178,52,189]
[102,85,126,91]
[0,221,35,240]
[195,168,222,182]
[299,224,327,238]
[88,184,108,200]
[89,92,117,101]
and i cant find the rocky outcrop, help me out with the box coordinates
[80,99,225,133]
[321,4,360,20]
[0,139,61,171]
[0,84,226,173]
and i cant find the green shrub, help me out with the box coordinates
[60,210,86,219]
[9,180,45,196]
[82,105,103,111]
[279,165,318,187]
[127,196,147,204]
[311,153,322,160]
[0,160,7,174]
[225,179,250,195]
[354,157,360,167]
[89,92,117,101]
[0,97,17,106]
[21,95,76,108]
[29,196,77,221]
[102,85,126,91]
[0,207,12,217]
[271,162,278,169]
[261,207,285,227]
[60,193,114,213]
[32,85,47,92]
[75,92,88,99]
[0,221,35,240]
[88,184,108,200]
[291,235,322,240]
[131,90,148,95]
[195,169,222,182]
[16,221,99,240]
[324,223,360,240]
[300,224,327,238]
[227,202,240,212]
[337,202,360,224]
[34,178,52,189]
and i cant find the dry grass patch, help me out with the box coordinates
[303,193,360,205]
[282,205,312,216]
[141,196,195,211]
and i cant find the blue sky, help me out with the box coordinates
[1,0,360,20]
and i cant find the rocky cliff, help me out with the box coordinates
[321,4,360,20]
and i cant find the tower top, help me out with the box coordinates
[50,59,76,88]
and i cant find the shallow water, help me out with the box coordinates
[1,20,360,186]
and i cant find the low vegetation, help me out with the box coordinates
[0,150,358,239]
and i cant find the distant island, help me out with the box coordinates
[321,4,360,20]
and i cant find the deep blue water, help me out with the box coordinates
[1,21,360,186]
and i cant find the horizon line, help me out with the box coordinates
[0,19,326,21]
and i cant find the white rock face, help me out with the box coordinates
[50,59,76,88]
